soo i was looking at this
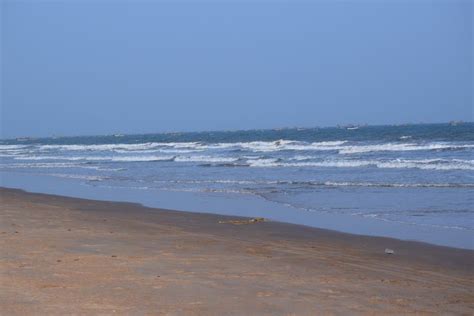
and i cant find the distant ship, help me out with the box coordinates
[15,137,33,142]
[346,126,359,130]
[337,124,363,130]
[449,120,464,126]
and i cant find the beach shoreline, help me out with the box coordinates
[2,171,472,250]
[1,187,473,314]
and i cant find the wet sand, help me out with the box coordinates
[1,187,473,315]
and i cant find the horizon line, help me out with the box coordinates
[1,120,472,141]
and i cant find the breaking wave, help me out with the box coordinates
[12,155,176,162]
[1,140,473,157]
[152,179,474,188]
[244,158,474,170]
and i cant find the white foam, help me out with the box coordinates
[0,162,102,169]
[7,140,473,157]
[13,155,176,162]
[338,143,474,154]
[49,173,108,181]
[155,179,474,188]
[209,140,473,154]
[174,155,238,163]
[37,142,200,152]
[109,155,175,162]
[188,140,341,152]
[321,181,474,188]
[376,159,474,171]
[153,179,266,185]
[247,159,371,168]
[211,140,347,152]
[0,149,32,155]
[113,148,201,154]
[0,145,29,150]
[247,158,474,170]
[246,158,280,167]
[290,155,316,161]
[14,155,109,161]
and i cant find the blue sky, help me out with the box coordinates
[1,0,472,138]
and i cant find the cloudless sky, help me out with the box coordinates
[1,0,472,138]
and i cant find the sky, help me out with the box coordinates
[1,0,472,138]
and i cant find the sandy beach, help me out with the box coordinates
[0,187,473,315]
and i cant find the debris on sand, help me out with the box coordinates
[218,217,266,225]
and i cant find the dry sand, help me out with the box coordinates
[0,187,473,315]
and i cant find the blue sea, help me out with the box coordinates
[1,123,473,248]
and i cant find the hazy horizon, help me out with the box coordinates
[2,1,472,138]
[1,120,472,141]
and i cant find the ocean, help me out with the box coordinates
[1,123,473,248]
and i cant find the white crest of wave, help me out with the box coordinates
[13,155,176,162]
[174,155,238,163]
[339,143,474,154]
[204,140,347,152]
[113,148,201,154]
[246,158,280,167]
[5,141,474,158]
[322,181,474,188]
[247,158,474,170]
[0,145,29,150]
[376,159,474,171]
[245,140,346,152]
[290,155,316,161]
[109,155,175,162]
[38,142,201,152]
[209,140,473,154]
[11,140,474,157]
[49,173,107,181]
[0,162,102,169]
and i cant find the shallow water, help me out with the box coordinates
[1,123,473,246]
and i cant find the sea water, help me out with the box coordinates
[1,123,473,248]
